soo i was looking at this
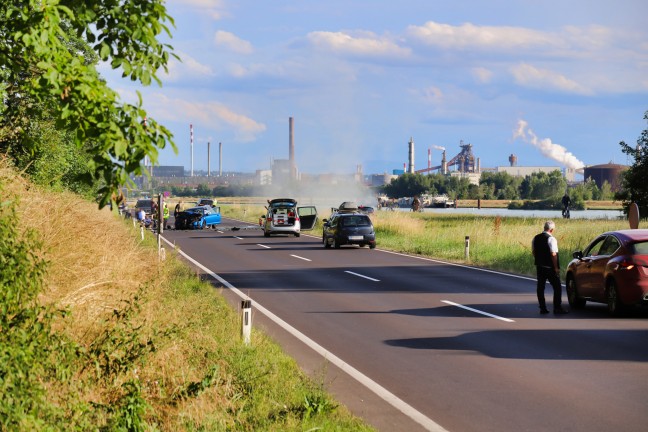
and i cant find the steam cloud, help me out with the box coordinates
[432,145,445,151]
[513,120,584,169]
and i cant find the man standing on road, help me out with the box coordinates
[532,220,569,315]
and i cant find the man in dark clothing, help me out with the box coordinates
[561,193,571,218]
[532,220,568,315]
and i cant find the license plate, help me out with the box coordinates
[348,235,363,241]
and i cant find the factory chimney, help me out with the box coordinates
[509,153,517,167]
[207,142,211,176]
[219,142,222,177]
[289,117,295,179]
[442,150,447,175]
[408,137,415,174]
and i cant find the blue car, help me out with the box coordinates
[174,206,221,230]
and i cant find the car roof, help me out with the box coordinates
[605,229,648,242]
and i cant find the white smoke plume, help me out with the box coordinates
[513,120,585,169]
[432,145,445,151]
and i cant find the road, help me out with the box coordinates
[161,217,648,432]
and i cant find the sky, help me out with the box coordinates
[101,0,648,176]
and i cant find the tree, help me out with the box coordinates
[0,1,177,206]
[616,110,648,216]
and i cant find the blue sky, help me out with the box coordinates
[102,0,648,175]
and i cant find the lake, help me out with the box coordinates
[391,207,625,220]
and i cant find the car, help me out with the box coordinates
[357,205,375,215]
[322,211,376,249]
[174,205,222,230]
[133,198,154,217]
[196,198,216,207]
[260,198,317,237]
[565,229,648,315]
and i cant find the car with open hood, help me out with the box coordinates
[175,205,221,230]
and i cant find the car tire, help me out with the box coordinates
[566,276,586,309]
[606,279,625,316]
[369,244,376,249]
[323,235,331,248]
[294,232,300,237]
[333,238,341,249]
[264,231,270,238]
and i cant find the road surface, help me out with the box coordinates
[161,217,648,432]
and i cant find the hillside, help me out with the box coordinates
[0,157,372,431]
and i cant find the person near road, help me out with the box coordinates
[174,201,181,218]
[163,202,170,227]
[532,220,568,315]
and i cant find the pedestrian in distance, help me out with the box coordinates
[532,220,569,315]
[561,192,571,219]
[174,201,181,218]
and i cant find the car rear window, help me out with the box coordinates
[632,241,648,255]
[340,216,371,227]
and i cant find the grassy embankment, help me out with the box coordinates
[221,203,632,278]
[1,161,374,431]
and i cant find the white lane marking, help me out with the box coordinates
[442,300,515,323]
[233,236,243,240]
[345,271,380,282]
[216,230,224,233]
[291,254,312,262]
[160,235,447,432]
[257,244,271,249]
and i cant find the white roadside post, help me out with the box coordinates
[241,300,252,345]
[464,235,470,260]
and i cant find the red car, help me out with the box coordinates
[566,229,648,316]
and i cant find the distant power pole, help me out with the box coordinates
[207,142,211,177]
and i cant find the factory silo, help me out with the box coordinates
[583,163,628,192]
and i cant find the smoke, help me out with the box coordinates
[432,145,445,151]
[513,120,585,169]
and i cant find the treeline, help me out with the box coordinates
[381,170,614,209]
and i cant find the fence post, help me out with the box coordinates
[241,300,252,345]
[464,235,470,260]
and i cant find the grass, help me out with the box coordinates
[1,157,374,431]
[221,203,631,279]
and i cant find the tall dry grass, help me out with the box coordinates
[1,156,373,431]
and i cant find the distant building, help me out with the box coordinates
[583,163,628,192]
[450,171,480,186]
[152,166,184,177]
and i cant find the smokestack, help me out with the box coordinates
[442,150,447,175]
[190,124,194,177]
[219,142,222,177]
[509,153,517,167]
[477,157,480,173]
[428,148,431,173]
[289,117,295,180]
[408,137,415,174]
[207,142,211,176]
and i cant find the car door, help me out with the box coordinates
[587,235,621,300]
[577,235,607,296]
[297,206,318,231]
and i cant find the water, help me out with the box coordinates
[390,207,625,220]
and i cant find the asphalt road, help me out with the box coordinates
[161,217,648,432]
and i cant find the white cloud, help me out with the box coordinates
[407,21,561,51]
[148,94,266,142]
[510,63,592,95]
[169,0,227,20]
[472,67,493,84]
[306,31,411,59]
[214,31,254,54]
[164,51,214,82]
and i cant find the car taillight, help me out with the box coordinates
[619,259,636,270]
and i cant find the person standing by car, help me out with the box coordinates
[174,201,181,218]
[532,220,568,315]
[163,202,170,227]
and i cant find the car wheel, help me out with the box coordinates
[294,232,300,237]
[333,238,341,249]
[323,235,331,248]
[264,231,270,238]
[369,244,376,249]
[566,276,586,309]
[606,279,625,316]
